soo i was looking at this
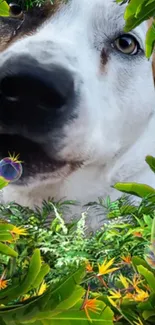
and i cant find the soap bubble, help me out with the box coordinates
[0,156,23,183]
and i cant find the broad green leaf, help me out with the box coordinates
[135,0,149,17]
[145,155,155,173]
[27,301,113,325]
[142,310,155,320]
[124,0,145,20]
[132,256,153,272]
[36,286,85,319]
[0,242,18,257]
[0,224,14,231]
[50,301,113,324]
[143,214,153,227]
[0,249,42,304]
[0,0,9,17]
[33,264,50,289]
[114,182,155,198]
[0,267,86,324]
[45,266,86,310]
[124,1,155,32]
[137,265,155,292]
[0,232,18,241]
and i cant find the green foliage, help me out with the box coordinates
[0,194,154,323]
[1,155,155,323]
[0,262,113,324]
[0,203,114,324]
[85,253,155,325]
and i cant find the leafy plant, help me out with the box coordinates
[1,152,155,325]
[0,243,113,324]
[82,218,155,325]
[0,170,154,324]
[0,174,114,323]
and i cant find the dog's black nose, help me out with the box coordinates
[0,55,74,131]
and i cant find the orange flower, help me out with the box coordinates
[125,288,149,302]
[85,261,94,272]
[121,255,132,264]
[133,232,143,238]
[0,271,8,290]
[134,288,149,302]
[130,274,143,290]
[0,279,8,290]
[80,287,101,322]
[125,292,134,300]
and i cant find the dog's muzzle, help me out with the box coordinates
[0,55,75,133]
[0,55,79,181]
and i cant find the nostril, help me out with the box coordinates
[1,76,20,99]
[0,62,75,110]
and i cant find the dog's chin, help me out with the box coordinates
[0,134,76,185]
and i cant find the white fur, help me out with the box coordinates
[1,0,155,229]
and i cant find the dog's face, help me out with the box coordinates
[0,0,154,189]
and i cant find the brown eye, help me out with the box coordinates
[9,3,23,18]
[113,34,140,55]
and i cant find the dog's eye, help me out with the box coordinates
[9,3,23,18]
[113,34,140,55]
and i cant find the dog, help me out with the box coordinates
[0,0,154,229]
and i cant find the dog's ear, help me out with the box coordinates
[147,19,155,82]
